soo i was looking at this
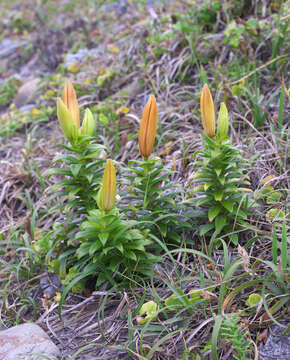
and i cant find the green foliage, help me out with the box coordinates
[223,21,246,48]
[173,1,221,35]
[246,293,261,307]
[191,134,254,245]
[0,1,289,355]
[42,134,105,275]
[219,314,251,360]
[0,77,20,108]
[122,157,191,246]
[164,289,202,311]
[47,135,105,214]
[271,15,289,61]
[137,300,159,324]
[72,208,157,287]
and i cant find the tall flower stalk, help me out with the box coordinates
[190,85,255,247]
[71,159,157,287]
[122,95,190,247]
[44,80,105,277]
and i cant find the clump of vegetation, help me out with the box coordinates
[122,95,190,247]
[190,84,255,247]
[0,1,289,359]
[44,81,105,277]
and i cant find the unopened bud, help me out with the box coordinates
[98,159,116,211]
[62,80,80,128]
[81,108,95,136]
[200,84,215,138]
[216,102,229,142]
[56,97,78,142]
[138,95,158,159]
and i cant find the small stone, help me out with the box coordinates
[64,48,99,68]
[0,323,60,360]
[40,273,62,298]
[13,78,40,108]
[18,104,37,113]
[99,0,127,16]
[0,39,27,58]
[259,323,290,360]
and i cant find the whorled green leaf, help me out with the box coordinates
[214,191,223,201]
[208,205,222,222]
[221,199,234,213]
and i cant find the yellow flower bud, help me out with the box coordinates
[200,84,215,138]
[138,95,158,159]
[216,102,229,142]
[62,80,80,128]
[81,108,95,136]
[98,159,116,211]
[56,97,79,142]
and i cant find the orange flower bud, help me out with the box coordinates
[62,80,80,128]
[200,84,215,138]
[138,95,158,159]
[98,159,116,211]
[56,97,78,142]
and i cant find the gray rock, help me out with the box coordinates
[259,323,290,360]
[18,104,37,113]
[40,273,62,299]
[99,0,127,15]
[64,48,99,68]
[13,78,40,108]
[0,323,60,360]
[0,39,27,58]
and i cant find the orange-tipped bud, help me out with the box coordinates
[56,97,79,142]
[200,84,215,138]
[62,80,80,128]
[98,159,116,212]
[138,95,158,159]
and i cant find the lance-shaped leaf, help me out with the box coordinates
[62,80,80,128]
[138,95,158,159]
[200,84,215,138]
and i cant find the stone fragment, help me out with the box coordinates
[0,323,60,360]
[40,273,62,298]
[0,39,27,58]
[259,323,290,360]
[99,0,127,16]
[64,48,99,68]
[13,78,40,108]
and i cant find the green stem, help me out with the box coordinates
[143,160,151,213]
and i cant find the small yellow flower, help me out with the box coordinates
[62,80,80,128]
[54,292,61,302]
[138,95,158,159]
[98,159,116,211]
[200,84,215,138]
